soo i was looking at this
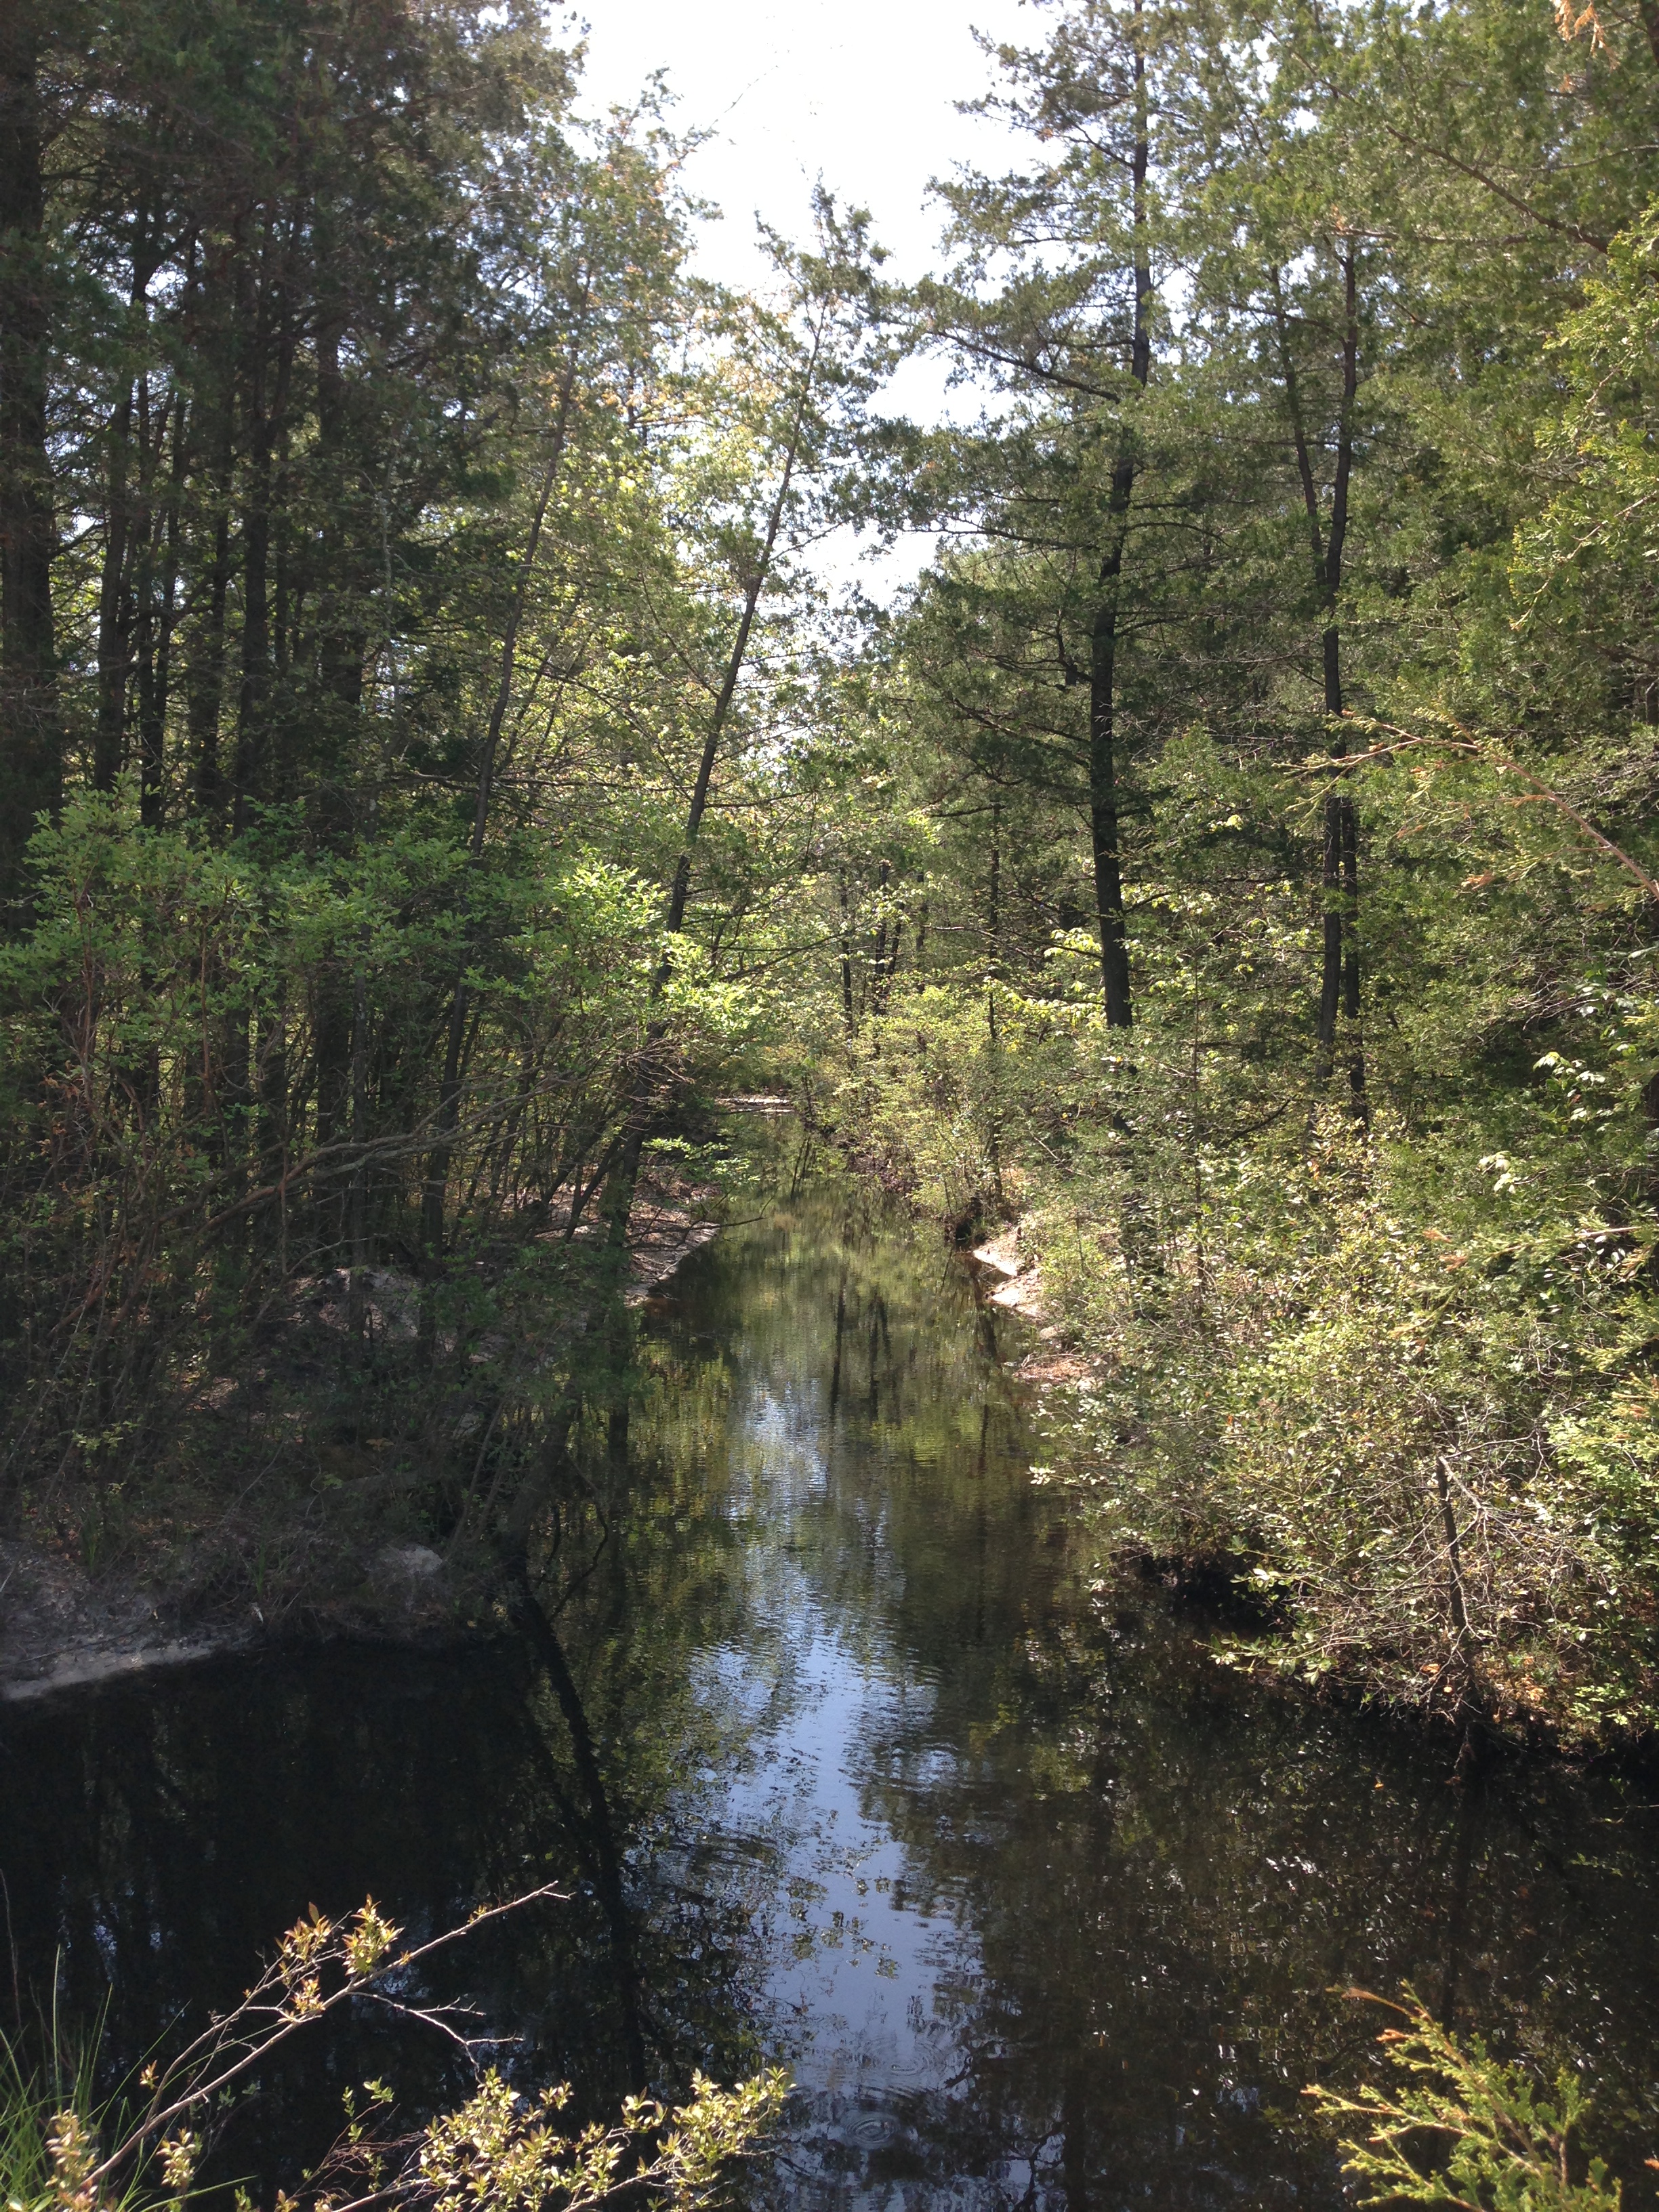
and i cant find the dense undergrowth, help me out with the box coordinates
[805,725,1659,1750]
[807,760,1659,1766]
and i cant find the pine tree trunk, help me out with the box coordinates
[0,2,61,906]
[1090,547,1132,1029]
[1086,8,1150,1031]
[1275,251,1364,1101]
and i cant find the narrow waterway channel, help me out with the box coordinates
[5,1174,1659,2210]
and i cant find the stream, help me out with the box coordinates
[5,1173,1659,2210]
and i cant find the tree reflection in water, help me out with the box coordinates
[3,1170,1658,2210]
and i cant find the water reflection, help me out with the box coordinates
[3,1175,1658,2211]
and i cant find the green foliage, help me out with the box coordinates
[412,2068,788,2212]
[0,0,886,1600]
[779,0,1659,1749]
[0,2030,144,2212]
[819,726,1659,1731]
[1306,1993,1622,2211]
[0,1900,784,2212]
[12,0,1659,1752]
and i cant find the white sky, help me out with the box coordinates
[572,0,1044,596]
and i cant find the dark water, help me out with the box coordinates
[5,1179,1659,2210]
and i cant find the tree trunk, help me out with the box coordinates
[420,340,583,1315]
[93,382,134,793]
[1274,250,1364,1101]
[838,870,855,1033]
[232,443,271,834]
[135,390,183,830]
[0,1,61,906]
[602,311,827,1250]
[306,308,368,1227]
[187,239,235,824]
[190,507,231,819]
[660,329,819,943]
[986,799,1005,1209]
[346,966,370,1342]
[232,220,295,835]
[313,312,366,824]
[1086,3,1151,1031]
[1090,548,1133,1029]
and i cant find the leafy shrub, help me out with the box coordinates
[1306,1992,1624,2211]
[1,1896,785,2212]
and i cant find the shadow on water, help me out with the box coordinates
[4,1164,1659,2210]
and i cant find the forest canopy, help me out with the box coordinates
[5,0,1659,1749]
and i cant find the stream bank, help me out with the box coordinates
[0,1174,720,1700]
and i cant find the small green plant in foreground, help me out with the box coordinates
[410,2067,786,2212]
[1305,1992,1626,2209]
[1,2030,149,2212]
[1,1893,786,2212]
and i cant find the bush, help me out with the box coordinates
[1,1895,785,2212]
[1305,1992,1625,2210]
